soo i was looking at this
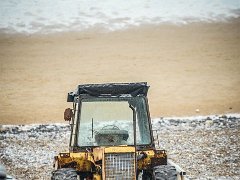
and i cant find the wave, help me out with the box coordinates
[0,0,239,34]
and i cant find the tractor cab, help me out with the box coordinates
[67,83,153,149]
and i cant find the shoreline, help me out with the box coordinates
[1,21,240,124]
[1,15,240,35]
[1,17,240,36]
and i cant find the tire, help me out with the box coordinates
[0,164,7,179]
[142,172,153,180]
[138,171,153,180]
[51,168,77,180]
[153,165,177,180]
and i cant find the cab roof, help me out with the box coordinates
[67,82,149,102]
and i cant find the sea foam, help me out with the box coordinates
[0,0,239,34]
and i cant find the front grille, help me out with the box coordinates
[105,153,135,180]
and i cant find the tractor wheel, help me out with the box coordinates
[137,171,153,180]
[153,165,177,180]
[51,168,77,180]
[142,172,153,180]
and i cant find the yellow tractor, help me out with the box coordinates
[51,82,186,180]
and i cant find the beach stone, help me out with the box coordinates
[28,134,37,138]
[0,136,5,140]
[228,116,237,121]
[205,120,213,127]
[190,122,197,128]
[11,127,20,134]
[206,117,212,120]
[221,115,227,119]
[169,119,179,126]
[0,126,9,133]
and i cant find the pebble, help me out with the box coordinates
[152,114,240,179]
[205,120,213,127]
[0,115,239,179]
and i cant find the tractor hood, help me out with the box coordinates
[67,82,149,102]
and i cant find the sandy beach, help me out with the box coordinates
[0,20,240,125]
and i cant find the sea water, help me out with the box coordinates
[0,0,239,34]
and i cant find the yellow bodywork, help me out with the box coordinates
[57,147,137,171]
[57,152,93,172]
[55,147,167,179]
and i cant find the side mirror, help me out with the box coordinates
[64,108,73,121]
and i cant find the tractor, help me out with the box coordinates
[51,82,186,180]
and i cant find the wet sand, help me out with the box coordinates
[0,20,240,124]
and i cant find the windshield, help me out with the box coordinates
[77,97,151,147]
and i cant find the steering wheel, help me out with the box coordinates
[101,125,120,130]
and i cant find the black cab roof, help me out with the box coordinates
[67,82,149,102]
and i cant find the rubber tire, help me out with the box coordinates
[137,171,153,180]
[0,164,7,179]
[51,168,77,180]
[142,173,153,180]
[153,165,177,180]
